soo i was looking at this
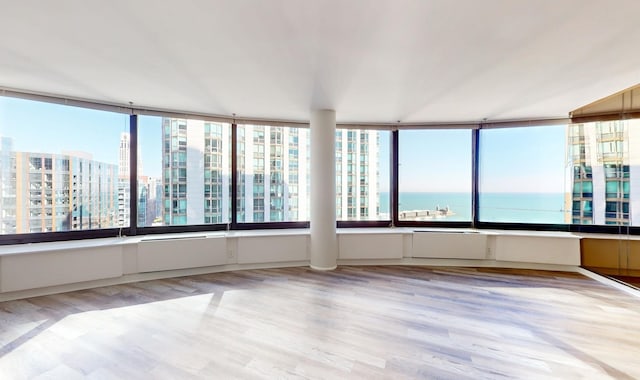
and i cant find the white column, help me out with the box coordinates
[310,109,337,270]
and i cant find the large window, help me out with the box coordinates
[236,124,310,223]
[137,116,231,227]
[566,119,640,226]
[336,129,390,221]
[0,96,126,234]
[6,93,640,243]
[235,126,389,224]
[398,129,472,222]
[479,125,568,224]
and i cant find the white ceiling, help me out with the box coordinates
[1,0,640,124]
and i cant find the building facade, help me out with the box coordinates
[161,118,380,225]
[567,119,640,226]
[0,137,15,234]
[0,140,118,234]
[117,132,130,227]
[335,129,380,220]
[137,175,163,227]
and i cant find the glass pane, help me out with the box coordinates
[605,181,619,198]
[138,116,231,226]
[237,124,309,223]
[337,129,389,221]
[0,96,125,234]
[566,119,640,226]
[399,129,472,222]
[572,182,580,197]
[479,125,568,224]
[623,181,630,198]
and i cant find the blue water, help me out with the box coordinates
[379,192,568,224]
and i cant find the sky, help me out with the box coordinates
[399,129,472,192]
[0,97,162,177]
[0,96,567,194]
[397,126,568,193]
[478,126,567,193]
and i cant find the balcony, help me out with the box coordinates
[598,132,625,142]
[569,136,585,145]
[600,151,624,160]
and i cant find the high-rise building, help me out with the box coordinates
[567,120,640,225]
[335,129,380,220]
[0,137,15,234]
[236,124,309,222]
[161,118,380,225]
[162,118,231,225]
[137,175,163,227]
[147,177,163,226]
[0,147,118,234]
[117,131,149,228]
[117,132,131,227]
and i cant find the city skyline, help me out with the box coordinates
[1,96,566,194]
[158,118,381,225]
[4,94,640,230]
[0,138,119,234]
[0,97,385,232]
[5,97,564,192]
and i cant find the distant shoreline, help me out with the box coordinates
[378,192,567,224]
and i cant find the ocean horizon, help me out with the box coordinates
[379,192,568,224]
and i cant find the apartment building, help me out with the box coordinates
[0,140,118,233]
[162,119,380,224]
[567,119,640,225]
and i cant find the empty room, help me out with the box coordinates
[1,1,640,379]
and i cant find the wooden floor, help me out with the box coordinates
[1,266,640,379]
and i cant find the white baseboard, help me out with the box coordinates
[338,257,581,272]
[576,267,640,299]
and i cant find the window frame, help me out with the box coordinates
[3,91,640,246]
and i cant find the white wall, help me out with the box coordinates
[1,244,123,292]
[338,231,404,259]
[493,234,580,265]
[138,236,228,272]
[412,231,487,259]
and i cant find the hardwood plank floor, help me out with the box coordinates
[1,266,639,379]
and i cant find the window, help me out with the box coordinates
[337,129,389,221]
[574,165,592,179]
[581,181,593,198]
[479,125,567,224]
[399,129,472,222]
[237,124,310,223]
[606,181,620,199]
[9,91,640,245]
[138,116,231,227]
[567,119,639,226]
[0,96,125,235]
